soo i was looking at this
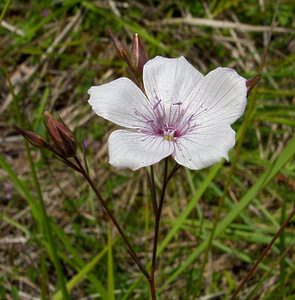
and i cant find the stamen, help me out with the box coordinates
[153,100,161,110]
[135,90,196,142]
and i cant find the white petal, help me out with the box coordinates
[192,67,247,125]
[173,123,236,170]
[88,78,151,129]
[143,56,204,107]
[108,130,174,170]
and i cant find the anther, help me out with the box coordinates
[153,100,161,110]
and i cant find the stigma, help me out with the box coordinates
[163,127,176,141]
[164,133,174,141]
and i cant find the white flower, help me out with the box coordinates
[88,56,247,170]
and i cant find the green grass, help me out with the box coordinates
[1,0,294,299]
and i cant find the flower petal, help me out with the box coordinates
[192,67,247,126]
[173,123,236,170]
[88,78,151,129]
[108,130,174,170]
[143,56,204,107]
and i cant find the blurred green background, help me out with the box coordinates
[0,0,294,299]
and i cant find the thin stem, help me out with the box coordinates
[73,156,150,280]
[55,155,82,173]
[7,72,70,299]
[40,252,48,300]
[167,163,181,182]
[26,146,71,300]
[150,158,169,299]
[230,205,295,300]
[82,141,90,175]
[147,166,158,215]
[47,146,82,173]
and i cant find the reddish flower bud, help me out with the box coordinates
[109,30,131,65]
[14,126,48,148]
[131,33,148,74]
[44,111,76,157]
[246,74,261,95]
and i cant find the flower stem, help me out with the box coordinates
[73,156,150,280]
[150,158,169,299]
[147,166,158,215]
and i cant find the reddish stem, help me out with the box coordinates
[230,205,295,300]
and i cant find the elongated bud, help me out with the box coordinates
[14,126,48,148]
[44,111,76,157]
[131,33,148,74]
[109,29,131,65]
[246,74,261,95]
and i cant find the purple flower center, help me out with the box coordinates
[136,95,196,142]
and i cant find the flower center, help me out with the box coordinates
[135,95,197,142]
[163,127,176,141]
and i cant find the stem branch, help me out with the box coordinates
[147,165,158,216]
[73,156,150,280]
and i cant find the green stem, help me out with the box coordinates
[25,142,71,299]
[0,0,11,22]
[7,74,70,299]
[41,252,48,300]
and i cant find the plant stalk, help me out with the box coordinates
[230,205,295,300]
[147,165,158,216]
[73,156,150,280]
[149,158,169,299]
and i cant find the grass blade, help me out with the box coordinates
[107,223,116,300]
[159,162,222,254]
[164,136,295,287]
[53,242,115,300]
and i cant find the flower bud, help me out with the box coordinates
[131,33,148,74]
[44,111,76,157]
[14,126,48,148]
[246,74,261,95]
[109,30,131,65]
